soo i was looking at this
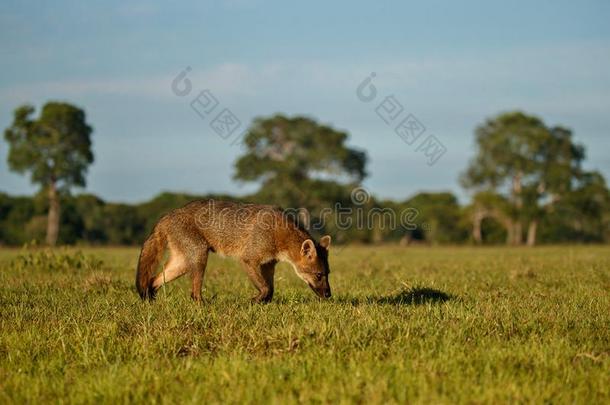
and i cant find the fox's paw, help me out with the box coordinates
[251,294,273,304]
[143,285,157,301]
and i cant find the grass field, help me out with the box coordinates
[0,245,608,404]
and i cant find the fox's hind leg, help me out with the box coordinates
[151,234,207,298]
[151,251,188,292]
[190,248,209,302]
[242,260,276,303]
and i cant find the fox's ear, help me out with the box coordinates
[319,235,331,250]
[300,239,316,260]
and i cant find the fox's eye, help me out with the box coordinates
[315,273,323,281]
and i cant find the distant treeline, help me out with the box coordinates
[1,189,607,246]
[3,108,609,247]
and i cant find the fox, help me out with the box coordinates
[135,199,332,303]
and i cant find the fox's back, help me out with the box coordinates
[157,199,302,260]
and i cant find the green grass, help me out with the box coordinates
[0,245,608,404]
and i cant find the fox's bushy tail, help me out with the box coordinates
[136,228,165,300]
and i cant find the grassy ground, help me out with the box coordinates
[0,245,608,404]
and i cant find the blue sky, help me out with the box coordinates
[1,0,609,202]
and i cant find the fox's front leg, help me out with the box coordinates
[242,260,276,303]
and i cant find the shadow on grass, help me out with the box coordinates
[336,287,452,306]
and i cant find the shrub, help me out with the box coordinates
[11,248,104,272]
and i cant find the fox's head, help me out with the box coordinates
[294,235,332,299]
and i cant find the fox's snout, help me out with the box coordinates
[311,285,331,299]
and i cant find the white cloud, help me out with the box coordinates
[2,40,609,118]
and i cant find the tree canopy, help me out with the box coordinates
[5,102,94,188]
[234,115,367,208]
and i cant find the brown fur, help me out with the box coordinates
[135,199,332,302]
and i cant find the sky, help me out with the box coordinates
[1,0,609,203]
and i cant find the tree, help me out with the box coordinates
[540,170,610,243]
[4,102,94,246]
[0,193,37,245]
[468,191,513,244]
[405,192,468,244]
[461,111,585,245]
[234,115,367,210]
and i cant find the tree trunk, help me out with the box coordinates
[504,219,514,245]
[512,172,523,245]
[46,182,60,246]
[513,221,523,245]
[526,220,538,247]
[472,210,483,244]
